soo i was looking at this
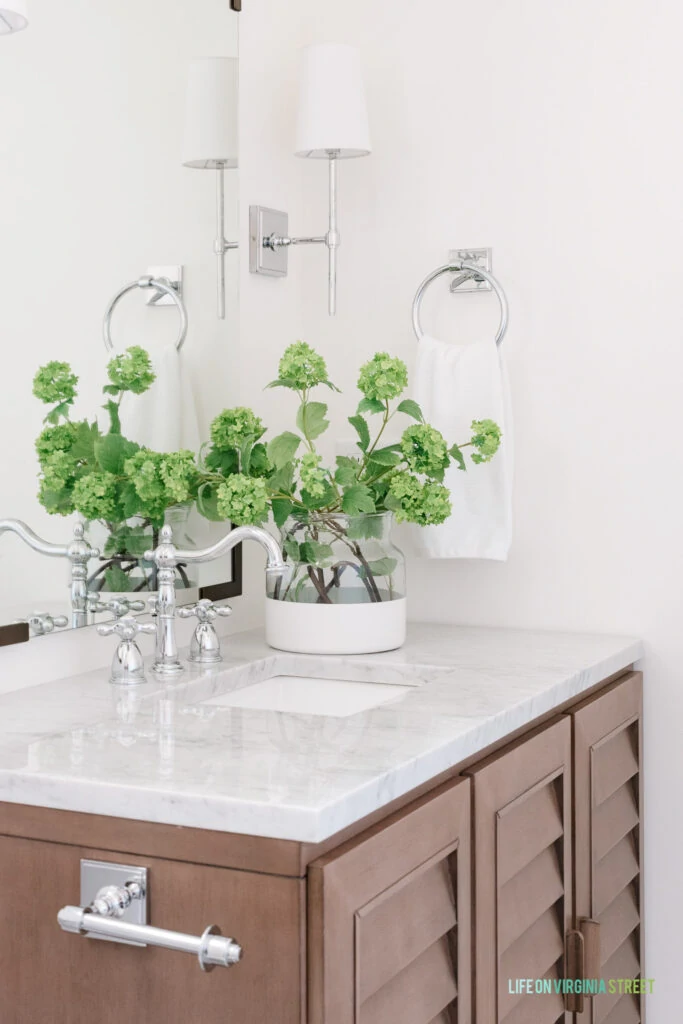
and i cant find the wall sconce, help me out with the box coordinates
[183,57,239,320]
[0,0,28,33]
[249,43,371,316]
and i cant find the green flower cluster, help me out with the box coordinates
[470,419,502,464]
[400,424,449,478]
[278,341,329,391]
[32,362,78,406]
[41,451,75,491]
[106,346,156,395]
[300,452,327,498]
[73,472,120,522]
[124,449,197,524]
[357,353,408,402]
[210,407,265,450]
[389,471,452,526]
[35,423,78,463]
[216,474,269,526]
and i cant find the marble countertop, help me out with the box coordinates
[0,624,642,843]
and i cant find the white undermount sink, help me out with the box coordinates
[199,664,419,718]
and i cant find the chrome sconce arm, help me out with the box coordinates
[0,520,98,629]
[214,164,239,320]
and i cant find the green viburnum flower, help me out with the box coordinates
[470,419,502,464]
[278,341,329,390]
[159,450,198,505]
[32,361,78,405]
[35,423,78,464]
[357,353,408,403]
[216,474,269,526]
[389,472,452,526]
[106,346,156,395]
[41,451,76,490]
[400,424,449,477]
[72,472,120,522]
[210,407,265,450]
[124,449,166,521]
[299,452,327,498]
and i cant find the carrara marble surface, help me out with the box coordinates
[0,623,642,843]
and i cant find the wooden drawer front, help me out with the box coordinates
[572,672,643,1024]
[0,835,304,1024]
[308,776,471,1024]
[467,717,572,1024]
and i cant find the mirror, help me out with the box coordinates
[0,0,241,642]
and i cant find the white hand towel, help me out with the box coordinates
[122,344,201,455]
[412,334,513,560]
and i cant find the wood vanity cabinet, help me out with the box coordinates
[0,671,643,1024]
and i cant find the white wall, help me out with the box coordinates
[239,0,682,1013]
[0,0,239,610]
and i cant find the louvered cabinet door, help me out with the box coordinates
[467,717,573,1024]
[308,776,471,1024]
[572,672,644,1024]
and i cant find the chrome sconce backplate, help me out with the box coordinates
[448,248,493,292]
[249,206,289,277]
[80,860,147,945]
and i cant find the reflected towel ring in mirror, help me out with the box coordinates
[412,261,509,347]
[103,277,189,353]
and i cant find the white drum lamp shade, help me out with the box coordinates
[295,43,371,159]
[0,0,28,34]
[183,57,238,169]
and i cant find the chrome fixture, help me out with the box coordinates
[88,595,146,620]
[18,612,69,637]
[183,57,239,320]
[97,617,156,686]
[145,524,287,677]
[58,859,242,971]
[412,249,510,347]
[178,598,232,664]
[249,43,371,316]
[0,0,27,34]
[103,274,188,353]
[0,521,98,628]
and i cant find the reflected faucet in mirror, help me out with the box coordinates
[145,524,288,677]
[0,520,99,629]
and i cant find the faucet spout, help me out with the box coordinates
[172,525,286,572]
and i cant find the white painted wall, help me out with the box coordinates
[239,0,681,1012]
[0,0,239,609]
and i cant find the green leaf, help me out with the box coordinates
[367,448,401,467]
[283,536,300,561]
[95,434,138,474]
[397,399,424,422]
[348,415,370,452]
[271,498,294,528]
[384,491,403,513]
[334,456,361,487]
[196,483,223,522]
[265,377,300,390]
[267,461,296,496]
[362,557,397,578]
[357,397,385,416]
[104,565,133,593]
[102,384,121,396]
[301,483,336,510]
[268,431,302,470]
[44,401,73,425]
[204,446,239,476]
[249,443,270,478]
[342,484,376,515]
[297,401,329,441]
[347,514,384,539]
[240,438,254,475]
[38,485,74,515]
[70,420,100,462]
[449,444,467,472]
[299,541,334,565]
[103,399,122,435]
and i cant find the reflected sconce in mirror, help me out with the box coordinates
[0,0,28,33]
[183,57,239,320]
[249,43,371,316]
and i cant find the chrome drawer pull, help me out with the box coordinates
[57,862,243,973]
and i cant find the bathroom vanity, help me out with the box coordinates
[0,624,643,1024]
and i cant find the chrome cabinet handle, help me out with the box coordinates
[57,879,242,972]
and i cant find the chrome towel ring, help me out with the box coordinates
[103,277,189,353]
[412,261,509,347]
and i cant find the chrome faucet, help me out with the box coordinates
[0,520,99,629]
[144,524,287,677]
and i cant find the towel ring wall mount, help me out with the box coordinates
[412,248,509,347]
[103,273,189,353]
